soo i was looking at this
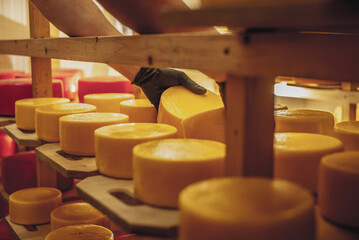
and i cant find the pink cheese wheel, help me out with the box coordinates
[0,70,24,80]
[0,128,17,158]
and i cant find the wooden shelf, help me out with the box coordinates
[4,124,42,147]
[35,143,98,179]
[0,116,15,127]
[76,175,178,237]
[5,216,50,240]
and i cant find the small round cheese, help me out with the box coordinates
[318,151,359,228]
[274,133,343,193]
[84,93,134,112]
[9,187,62,225]
[60,112,129,156]
[120,99,157,123]
[179,177,315,240]
[15,98,70,130]
[133,139,225,208]
[51,202,109,230]
[35,103,96,142]
[45,224,113,240]
[334,121,359,151]
[95,123,177,179]
[274,109,334,135]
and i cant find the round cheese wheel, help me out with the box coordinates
[318,151,359,228]
[84,93,134,113]
[51,202,109,230]
[274,103,288,111]
[15,98,70,130]
[274,109,334,135]
[59,112,129,156]
[179,177,315,240]
[0,70,24,79]
[45,224,113,240]
[274,133,343,193]
[334,121,359,151]
[133,139,225,208]
[9,187,62,225]
[0,128,17,158]
[119,99,156,123]
[95,123,177,179]
[35,103,96,142]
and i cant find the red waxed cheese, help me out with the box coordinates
[0,70,25,80]
[0,128,17,158]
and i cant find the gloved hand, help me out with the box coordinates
[132,67,207,110]
[217,82,226,106]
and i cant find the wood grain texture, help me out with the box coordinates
[4,123,42,147]
[0,117,15,127]
[5,216,50,240]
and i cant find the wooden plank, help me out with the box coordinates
[5,216,50,240]
[35,143,98,179]
[76,175,178,237]
[0,116,15,127]
[4,123,42,147]
[341,82,358,121]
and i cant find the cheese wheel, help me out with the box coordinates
[60,113,129,156]
[15,98,70,130]
[119,99,157,123]
[95,123,177,179]
[51,202,109,230]
[274,109,334,135]
[45,224,113,240]
[158,86,223,137]
[334,121,359,151]
[179,177,315,240]
[0,70,24,79]
[274,133,344,193]
[84,93,134,112]
[35,103,96,142]
[133,139,225,208]
[274,103,288,111]
[0,128,17,158]
[318,151,359,228]
[9,187,62,225]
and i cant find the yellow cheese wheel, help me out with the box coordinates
[95,123,177,179]
[119,99,157,123]
[274,103,288,111]
[274,133,343,193]
[9,187,62,225]
[15,98,70,130]
[274,109,334,135]
[179,177,315,240]
[45,224,113,240]
[59,112,129,156]
[51,202,109,230]
[84,93,134,112]
[334,121,359,151]
[318,151,359,228]
[36,103,96,142]
[133,139,225,208]
[158,86,223,137]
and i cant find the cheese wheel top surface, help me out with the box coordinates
[60,112,129,123]
[322,151,359,174]
[335,121,359,135]
[51,202,104,221]
[134,139,225,161]
[45,224,113,240]
[36,103,96,114]
[120,99,153,107]
[16,98,69,106]
[84,93,133,99]
[274,109,333,121]
[10,187,61,203]
[180,177,313,223]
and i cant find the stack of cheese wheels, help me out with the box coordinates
[318,151,359,228]
[84,93,134,113]
[35,103,96,142]
[45,224,113,240]
[274,133,344,193]
[274,103,288,111]
[15,98,70,131]
[334,121,359,150]
[158,86,224,138]
[133,139,225,208]
[95,123,177,179]
[9,187,62,225]
[60,112,129,156]
[274,109,335,135]
[179,177,315,240]
[119,99,157,123]
[51,202,109,230]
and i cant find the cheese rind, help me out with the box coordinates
[334,121,359,151]
[45,224,114,240]
[120,99,157,123]
[84,93,134,112]
[133,139,225,208]
[179,177,315,240]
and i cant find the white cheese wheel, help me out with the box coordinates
[45,224,113,240]
[119,99,157,123]
[84,93,134,112]
[334,121,359,151]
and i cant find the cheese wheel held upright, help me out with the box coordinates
[120,99,157,123]
[45,224,113,240]
[84,93,134,112]
[334,121,359,151]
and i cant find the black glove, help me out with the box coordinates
[217,82,226,106]
[132,67,207,110]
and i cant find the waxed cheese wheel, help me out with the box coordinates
[51,202,109,230]
[84,93,134,112]
[95,123,177,179]
[274,109,334,135]
[60,112,129,156]
[45,224,113,240]
[274,133,343,193]
[334,121,359,151]
[120,99,157,123]
[0,70,24,79]
[179,177,315,240]
[133,139,225,208]
[35,103,96,142]
[318,151,359,228]
[15,98,70,130]
[9,187,62,225]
